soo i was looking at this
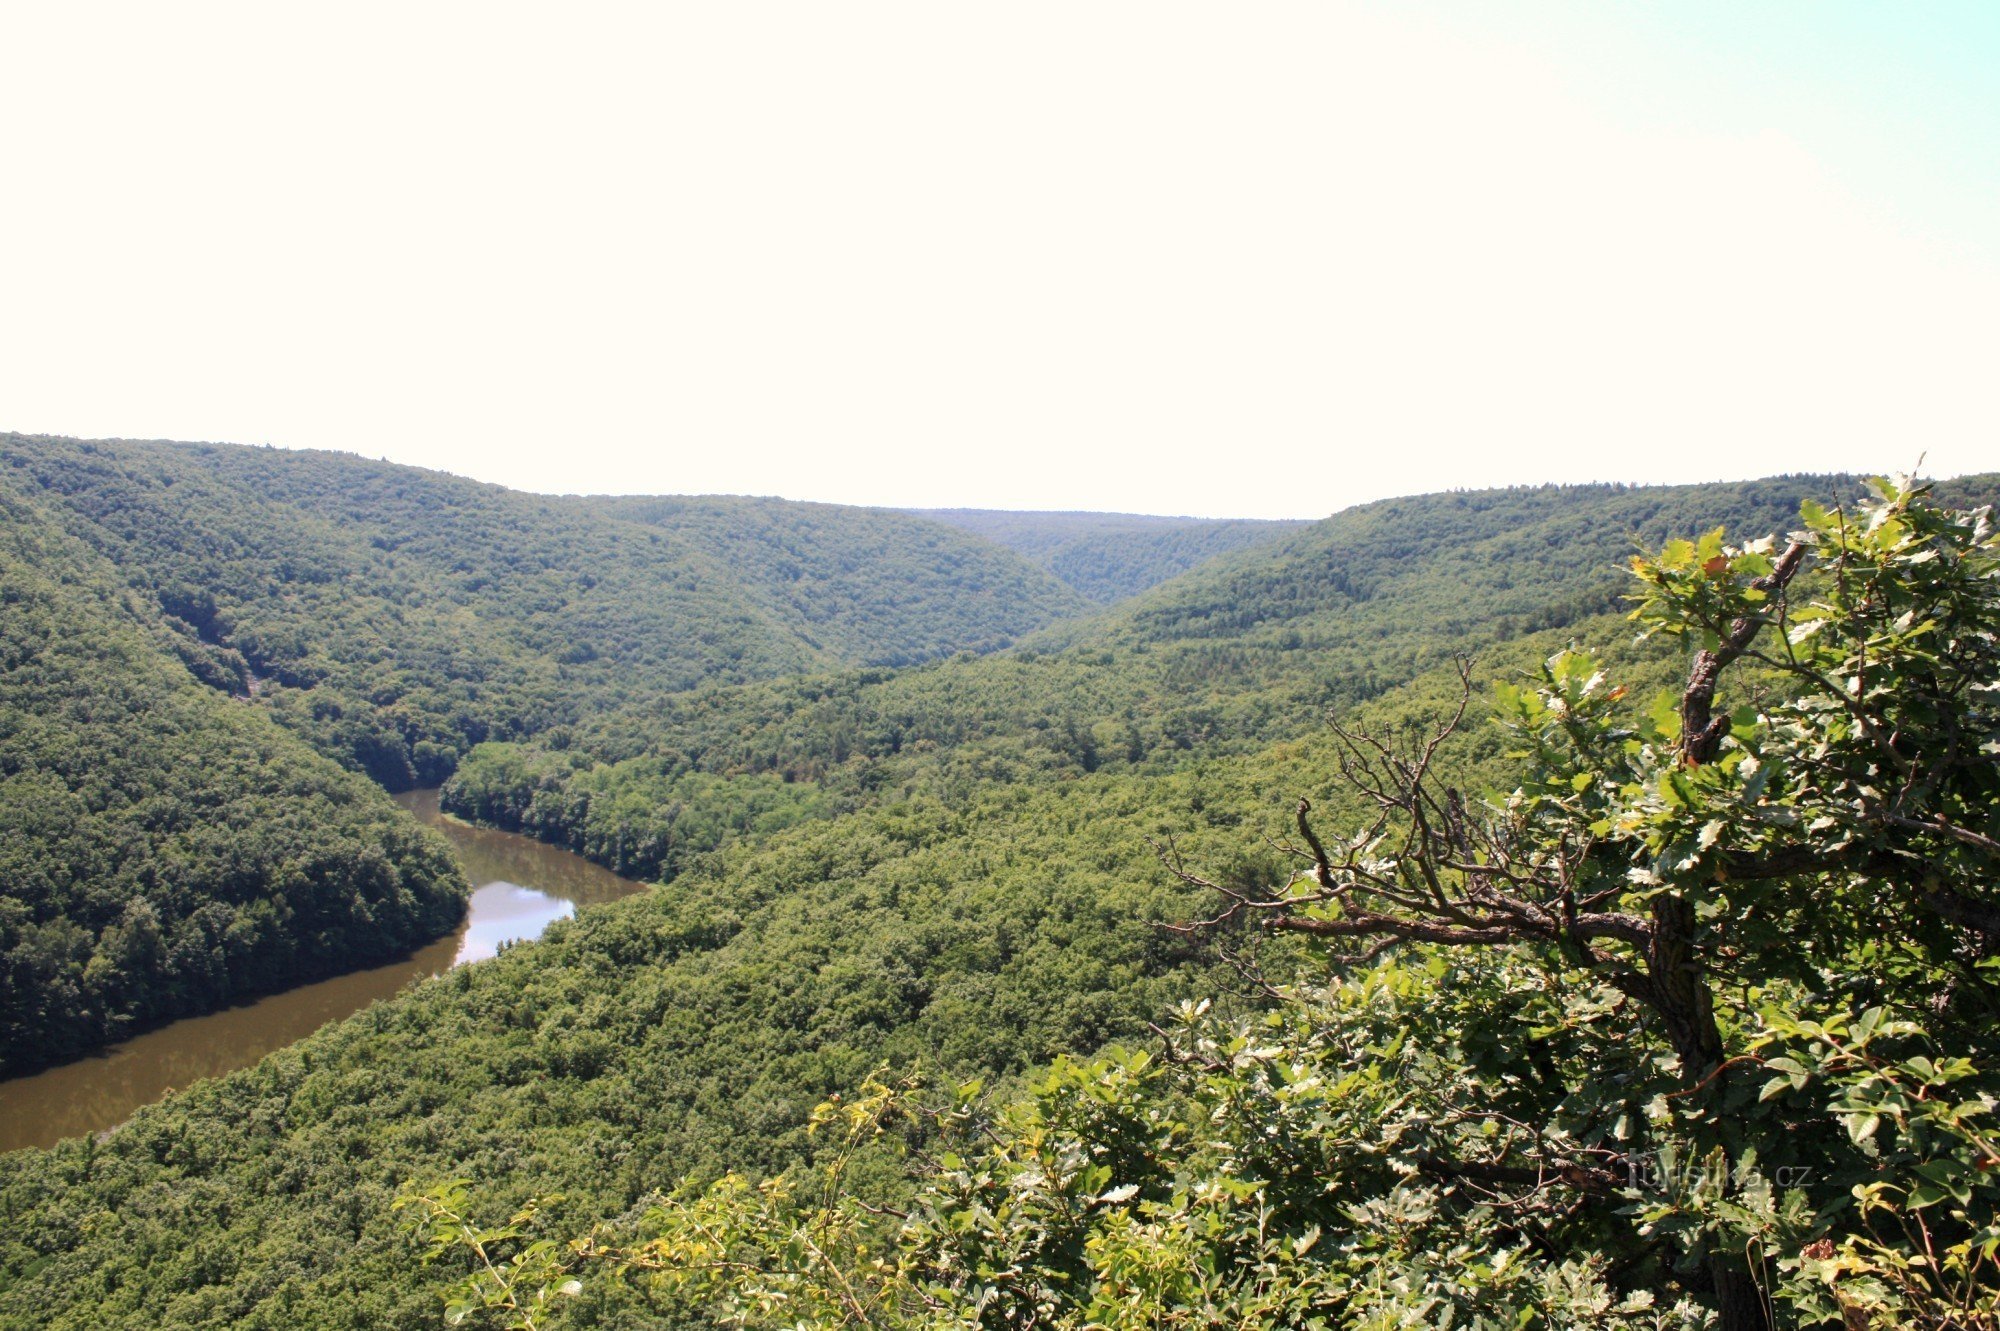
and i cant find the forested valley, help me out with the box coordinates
[0,480,464,1074]
[1,436,1996,1330]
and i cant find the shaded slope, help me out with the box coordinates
[1042,478,1865,653]
[911,508,1308,603]
[0,482,466,1076]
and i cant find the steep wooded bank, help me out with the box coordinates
[578,494,1090,661]
[0,485,465,1076]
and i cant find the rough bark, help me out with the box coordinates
[1678,540,1808,766]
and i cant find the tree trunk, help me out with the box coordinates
[1710,1261,1773,1331]
[1648,892,1772,1331]
[1647,893,1723,1072]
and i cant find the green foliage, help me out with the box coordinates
[1624,478,2000,941]
[0,485,465,1075]
[5,463,1998,1329]
[585,496,1088,661]
[1,435,1085,789]
[395,1183,581,1330]
[445,478,1938,894]
[910,508,1310,604]
[0,725,1283,1328]
[1745,1000,2000,1327]
[404,478,2000,1329]
[446,743,828,881]
[411,974,1697,1329]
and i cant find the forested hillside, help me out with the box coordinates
[445,476,1998,884]
[0,627,1571,1329]
[582,495,1086,663]
[0,436,1088,1070]
[1,467,1994,1329]
[512,475,1994,1330]
[1040,476,1917,653]
[0,436,1083,789]
[0,485,465,1076]
[913,507,1308,603]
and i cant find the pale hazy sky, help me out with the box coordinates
[3,3,1996,518]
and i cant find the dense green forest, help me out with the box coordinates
[443,477,1978,886]
[0,454,1994,1329]
[508,477,1990,1331]
[0,434,1348,1076]
[580,496,1090,662]
[909,508,1309,604]
[0,484,465,1075]
[0,631,1551,1329]
[0,436,1084,790]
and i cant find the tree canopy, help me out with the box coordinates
[0,485,465,1075]
[3,462,1996,1329]
[1,435,1086,789]
[408,478,2000,1329]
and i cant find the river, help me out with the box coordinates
[0,790,643,1154]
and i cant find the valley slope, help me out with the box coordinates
[911,506,1309,603]
[0,484,464,1076]
[1,436,1086,790]
[0,435,1087,1071]
[449,475,1977,883]
[9,469,1990,1327]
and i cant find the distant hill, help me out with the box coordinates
[440,473,2000,888]
[0,436,1086,787]
[1038,473,2000,666]
[0,483,465,1075]
[581,494,1086,663]
[910,507,1310,603]
[1041,478,1856,654]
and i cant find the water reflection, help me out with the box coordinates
[0,790,643,1153]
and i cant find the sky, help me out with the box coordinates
[2,2,1996,518]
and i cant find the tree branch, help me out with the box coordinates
[1680,540,1809,765]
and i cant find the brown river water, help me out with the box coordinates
[0,790,643,1153]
